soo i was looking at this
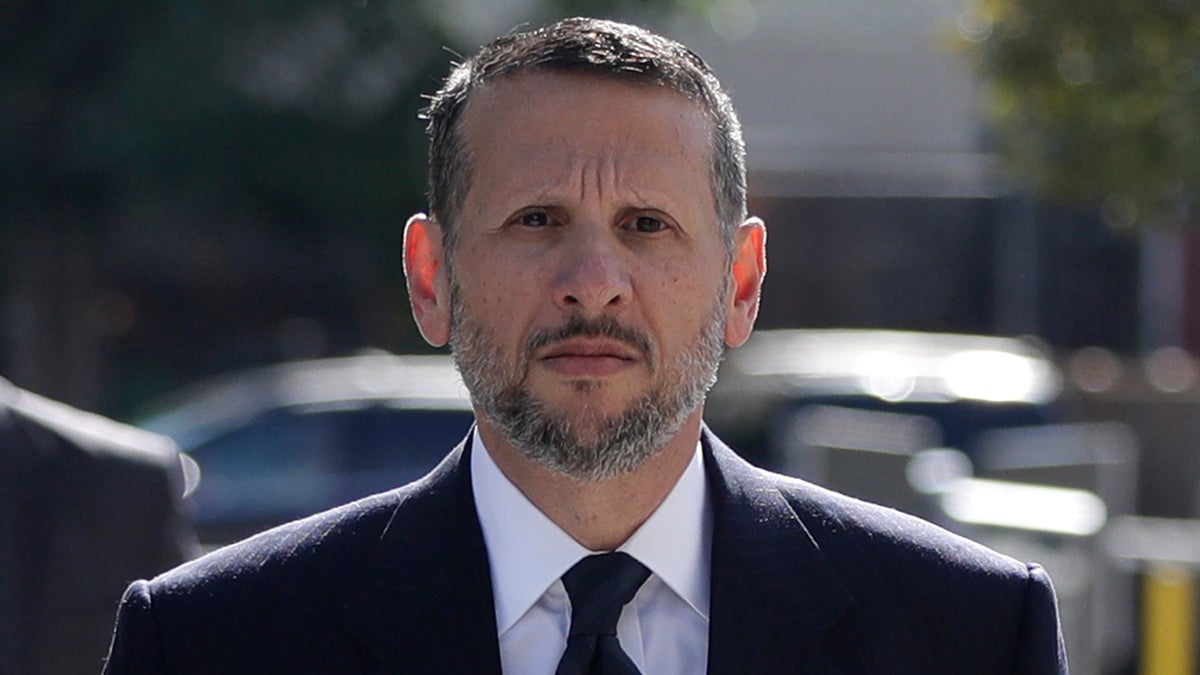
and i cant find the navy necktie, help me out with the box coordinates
[555,552,651,675]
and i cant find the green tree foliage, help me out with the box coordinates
[960,0,1200,226]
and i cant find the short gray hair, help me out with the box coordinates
[420,17,747,253]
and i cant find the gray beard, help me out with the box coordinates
[449,288,726,483]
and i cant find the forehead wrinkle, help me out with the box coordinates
[576,151,622,205]
[626,185,656,210]
[479,146,697,221]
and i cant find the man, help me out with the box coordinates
[0,378,197,675]
[104,17,1068,674]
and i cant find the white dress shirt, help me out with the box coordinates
[470,430,712,675]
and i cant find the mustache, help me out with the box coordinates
[524,314,652,360]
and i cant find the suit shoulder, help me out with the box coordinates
[107,486,420,672]
[151,444,468,598]
[150,486,400,598]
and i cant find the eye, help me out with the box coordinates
[629,215,667,234]
[514,210,551,228]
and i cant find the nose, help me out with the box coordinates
[553,229,631,314]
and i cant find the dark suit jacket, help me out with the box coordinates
[0,380,197,675]
[104,430,1067,674]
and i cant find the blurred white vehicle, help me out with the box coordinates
[707,329,1064,470]
[138,352,474,547]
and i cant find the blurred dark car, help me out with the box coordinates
[138,352,474,547]
[142,332,1062,548]
[706,329,1064,471]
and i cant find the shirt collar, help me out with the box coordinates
[470,429,712,635]
[618,444,712,621]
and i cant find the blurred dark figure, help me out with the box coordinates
[0,378,198,675]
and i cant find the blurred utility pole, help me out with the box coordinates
[4,227,104,410]
[1139,229,1186,350]
[992,198,1041,337]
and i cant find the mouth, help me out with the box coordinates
[540,337,641,360]
[537,338,643,377]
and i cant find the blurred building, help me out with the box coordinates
[665,0,1142,349]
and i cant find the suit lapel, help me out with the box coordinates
[338,436,502,674]
[704,431,854,674]
[335,429,854,673]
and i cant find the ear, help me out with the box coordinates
[403,213,452,347]
[724,217,766,348]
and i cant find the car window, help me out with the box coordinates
[188,405,474,527]
[331,406,474,502]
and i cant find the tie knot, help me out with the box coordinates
[561,552,651,637]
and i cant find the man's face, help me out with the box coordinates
[439,72,737,481]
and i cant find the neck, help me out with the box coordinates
[476,410,704,551]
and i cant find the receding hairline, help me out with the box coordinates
[463,68,714,137]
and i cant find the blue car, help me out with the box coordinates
[138,353,475,548]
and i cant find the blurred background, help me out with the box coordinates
[8,0,1200,672]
